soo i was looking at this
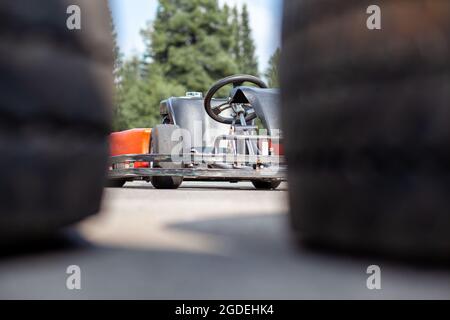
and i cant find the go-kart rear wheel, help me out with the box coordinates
[252,180,281,190]
[150,125,184,190]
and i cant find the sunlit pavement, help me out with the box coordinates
[0,181,449,299]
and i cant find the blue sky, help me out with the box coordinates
[109,0,282,72]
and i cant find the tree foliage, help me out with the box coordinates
[113,0,263,131]
[265,48,281,88]
[239,4,259,76]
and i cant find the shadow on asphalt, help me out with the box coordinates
[0,213,449,299]
[0,229,92,259]
[170,214,450,269]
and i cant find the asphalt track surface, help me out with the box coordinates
[0,182,449,299]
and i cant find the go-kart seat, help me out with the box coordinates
[160,97,232,153]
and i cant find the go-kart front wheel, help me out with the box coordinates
[252,180,281,190]
[151,176,183,190]
[150,125,184,190]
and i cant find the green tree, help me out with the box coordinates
[114,57,185,130]
[113,0,261,131]
[109,5,125,131]
[265,48,280,87]
[142,0,239,93]
[219,4,234,52]
[114,56,144,130]
[240,4,258,76]
[231,5,241,62]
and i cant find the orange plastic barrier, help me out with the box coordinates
[110,129,152,168]
[258,139,284,156]
[271,142,284,156]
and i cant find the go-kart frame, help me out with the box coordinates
[108,150,286,182]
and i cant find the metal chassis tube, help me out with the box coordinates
[108,153,286,181]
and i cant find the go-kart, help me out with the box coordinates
[107,74,286,190]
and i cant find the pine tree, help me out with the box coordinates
[220,4,233,52]
[240,4,259,76]
[113,0,261,130]
[115,57,186,130]
[231,5,241,62]
[106,2,122,78]
[142,0,239,93]
[111,24,122,82]
[108,4,125,131]
[265,48,281,87]
[114,57,143,130]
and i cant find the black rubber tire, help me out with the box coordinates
[151,176,183,190]
[281,0,450,260]
[150,125,184,190]
[0,0,113,244]
[105,179,127,188]
[252,180,281,190]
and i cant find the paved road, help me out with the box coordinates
[0,181,449,299]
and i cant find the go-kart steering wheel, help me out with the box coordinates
[204,74,268,125]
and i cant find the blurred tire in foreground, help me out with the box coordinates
[281,0,450,260]
[0,0,113,244]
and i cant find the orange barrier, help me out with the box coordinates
[258,139,284,156]
[110,129,152,168]
[271,142,284,156]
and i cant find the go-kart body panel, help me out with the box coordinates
[110,128,152,156]
[109,128,152,169]
[160,97,232,153]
